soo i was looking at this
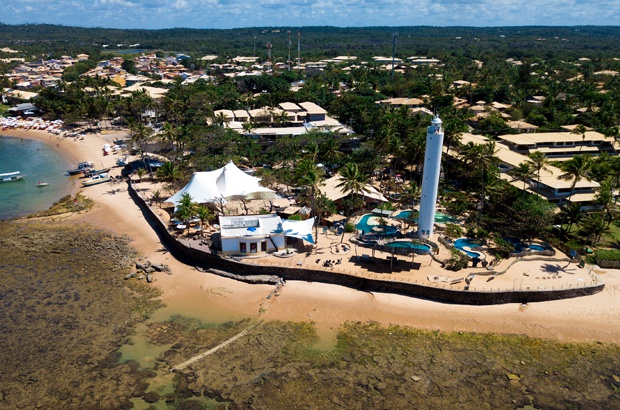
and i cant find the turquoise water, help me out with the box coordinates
[356,214,399,235]
[454,238,483,258]
[392,210,459,223]
[0,136,73,219]
[385,241,432,252]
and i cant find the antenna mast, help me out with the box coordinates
[267,42,272,72]
[391,32,398,81]
[287,30,292,71]
[297,31,301,71]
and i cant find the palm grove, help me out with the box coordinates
[8,33,620,253]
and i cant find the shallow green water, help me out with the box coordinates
[0,136,73,219]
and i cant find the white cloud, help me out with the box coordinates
[1,0,620,29]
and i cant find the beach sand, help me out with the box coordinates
[4,127,620,344]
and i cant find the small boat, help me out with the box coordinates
[83,167,111,177]
[37,182,50,187]
[116,156,129,167]
[67,161,94,175]
[0,171,25,183]
[81,173,112,187]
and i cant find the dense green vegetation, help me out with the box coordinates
[2,24,620,62]
[4,24,620,257]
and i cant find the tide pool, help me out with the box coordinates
[0,136,73,219]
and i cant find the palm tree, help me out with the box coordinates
[336,163,371,213]
[462,142,499,225]
[294,160,325,244]
[151,189,163,208]
[213,111,230,127]
[571,124,588,152]
[561,202,583,235]
[595,178,616,228]
[557,154,593,203]
[527,151,550,189]
[159,122,178,156]
[509,162,534,197]
[129,122,154,159]
[241,121,255,135]
[580,213,608,244]
[135,168,146,183]
[174,193,197,236]
[319,136,342,169]
[156,161,182,188]
[195,205,215,233]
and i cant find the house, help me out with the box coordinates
[219,214,285,256]
[7,102,40,117]
[507,120,539,133]
[219,214,315,255]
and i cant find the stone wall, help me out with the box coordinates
[128,181,605,306]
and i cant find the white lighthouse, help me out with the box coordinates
[418,116,444,239]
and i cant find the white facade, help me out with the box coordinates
[418,116,444,239]
[219,214,285,256]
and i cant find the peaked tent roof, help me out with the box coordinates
[166,161,275,207]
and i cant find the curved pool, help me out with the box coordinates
[385,241,432,253]
[356,214,399,235]
[454,238,484,258]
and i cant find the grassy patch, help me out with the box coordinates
[27,193,94,217]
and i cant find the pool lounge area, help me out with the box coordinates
[356,214,399,235]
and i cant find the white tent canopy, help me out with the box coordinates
[281,217,315,244]
[166,161,275,207]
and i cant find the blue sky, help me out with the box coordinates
[3,0,620,29]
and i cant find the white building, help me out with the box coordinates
[219,214,315,256]
[219,214,285,256]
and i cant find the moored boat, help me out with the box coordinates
[67,161,95,175]
[37,182,50,187]
[83,167,111,177]
[81,173,111,187]
[0,171,25,183]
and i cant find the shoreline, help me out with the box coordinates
[4,127,620,344]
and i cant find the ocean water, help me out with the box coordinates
[0,136,73,219]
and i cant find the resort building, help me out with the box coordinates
[454,133,600,205]
[215,102,354,146]
[496,130,617,160]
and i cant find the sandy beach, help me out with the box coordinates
[4,127,620,344]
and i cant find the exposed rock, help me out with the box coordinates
[146,274,154,283]
[124,272,136,280]
[144,267,155,274]
[411,375,421,382]
[507,374,521,381]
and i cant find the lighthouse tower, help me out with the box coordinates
[418,116,444,239]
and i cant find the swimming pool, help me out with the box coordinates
[505,238,548,253]
[454,238,483,258]
[391,210,459,224]
[385,241,432,253]
[356,214,399,235]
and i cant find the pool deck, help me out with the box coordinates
[176,227,599,294]
[139,188,601,302]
